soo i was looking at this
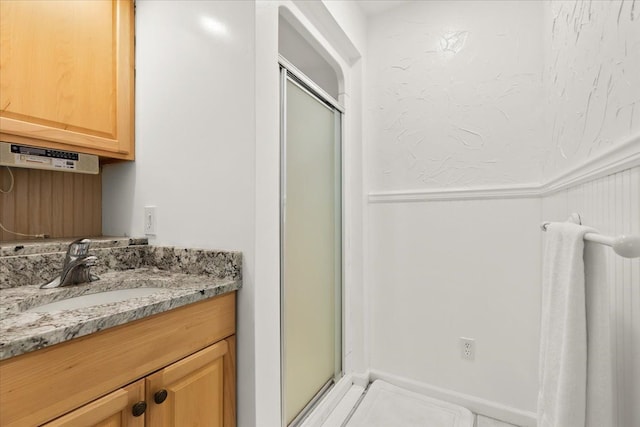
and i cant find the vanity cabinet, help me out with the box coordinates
[0,293,236,427]
[42,338,235,427]
[42,380,146,427]
[0,0,135,160]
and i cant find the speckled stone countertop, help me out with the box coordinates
[0,238,242,360]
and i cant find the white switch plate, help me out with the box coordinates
[144,206,156,235]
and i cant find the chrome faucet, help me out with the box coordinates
[41,239,100,289]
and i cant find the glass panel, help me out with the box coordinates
[283,77,342,425]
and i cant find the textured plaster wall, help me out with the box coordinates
[364,1,639,421]
[366,0,546,192]
[364,2,546,420]
[542,0,640,178]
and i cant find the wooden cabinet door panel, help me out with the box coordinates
[42,379,145,427]
[146,340,229,427]
[169,358,224,426]
[0,0,134,158]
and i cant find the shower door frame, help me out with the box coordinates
[279,57,345,427]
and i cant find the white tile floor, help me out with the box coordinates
[476,415,519,427]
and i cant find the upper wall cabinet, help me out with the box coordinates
[0,0,135,160]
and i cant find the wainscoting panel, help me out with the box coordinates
[0,167,101,242]
[367,196,542,420]
[542,166,640,427]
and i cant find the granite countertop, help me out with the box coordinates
[0,238,242,360]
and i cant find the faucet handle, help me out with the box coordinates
[68,238,91,257]
[63,238,91,268]
[40,241,98,289]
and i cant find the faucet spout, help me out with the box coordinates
[41,239,100,289]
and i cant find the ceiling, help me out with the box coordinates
[355,0,410,17]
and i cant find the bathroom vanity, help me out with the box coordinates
[0,239,241,426]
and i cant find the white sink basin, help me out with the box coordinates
[26,288,165,313]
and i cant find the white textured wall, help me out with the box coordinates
[542,167,640,427]
[364,1,546,421]
[366,0,546,192]
[101,1,256,426]
[368,198,542,412]
[364,0,638,423]
[542,0,640,178]
[320,0,367,58]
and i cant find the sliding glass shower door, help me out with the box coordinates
[281,67,342,426]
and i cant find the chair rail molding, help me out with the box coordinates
[368,133,640,203]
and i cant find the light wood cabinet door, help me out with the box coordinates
[0,0,134,160]
[146,338,236,427]
[42,380,145,427]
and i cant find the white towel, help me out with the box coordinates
[583,241,614,426]
[538,222,614,427]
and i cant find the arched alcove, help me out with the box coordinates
[278,10,342,100]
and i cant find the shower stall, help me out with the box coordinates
[279,59,343,426]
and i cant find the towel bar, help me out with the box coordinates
[540,220,640,259]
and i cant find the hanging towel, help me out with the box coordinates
[537,222,614,427]
[583,240,614,426]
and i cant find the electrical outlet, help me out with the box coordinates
[144,206,156,235]
[460,337,475,361]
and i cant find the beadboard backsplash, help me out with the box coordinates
[0,167,102,242]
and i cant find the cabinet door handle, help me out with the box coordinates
[154,389,168,404]
[132,401,147,417]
